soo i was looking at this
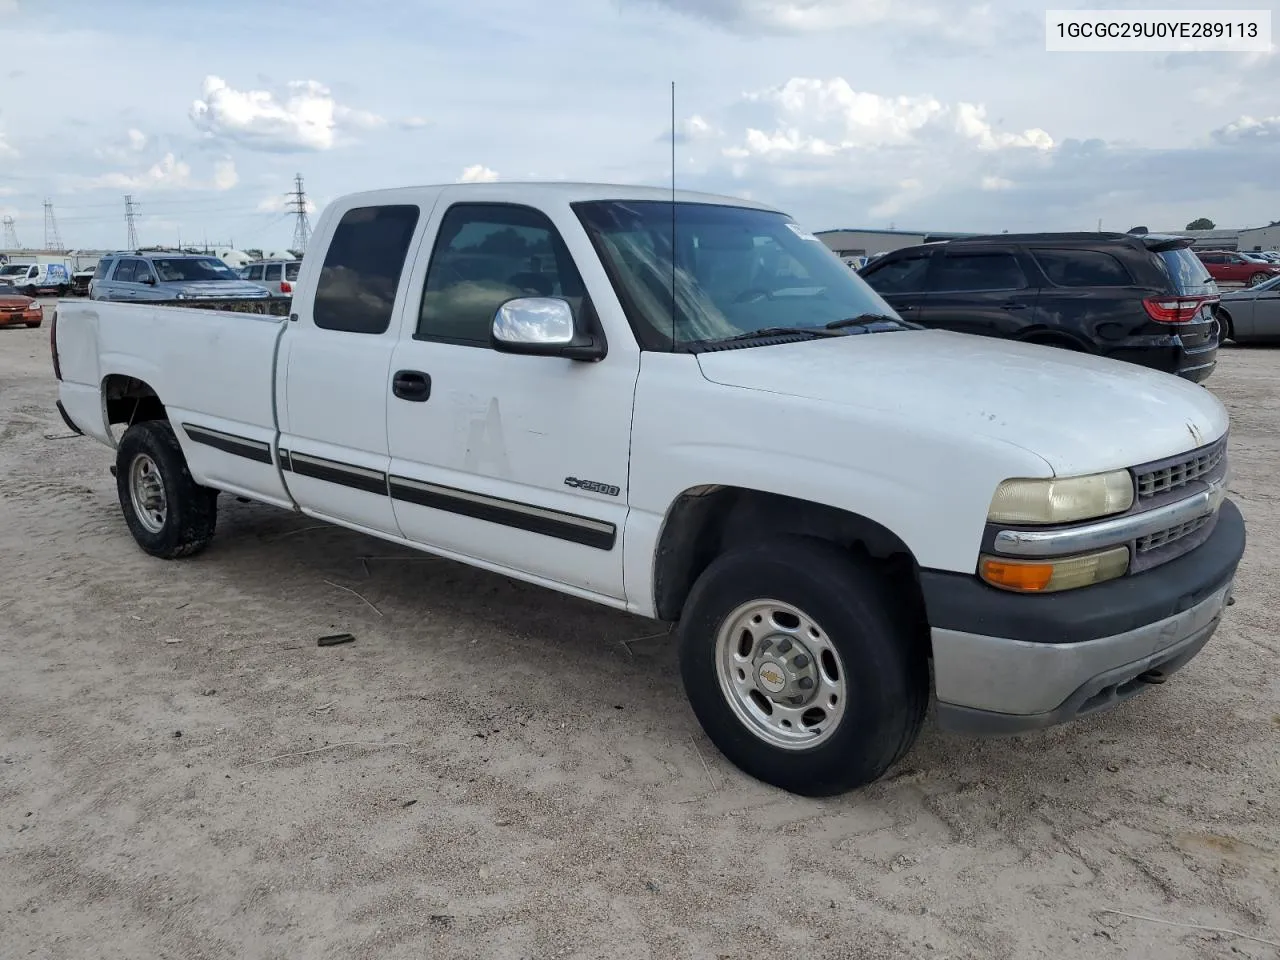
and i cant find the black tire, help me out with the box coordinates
[1247,273,1270,287]
[56,284,69,297]
[20,285,36,298]
[1023,335,1085,352]
[25,322,40,329]
[678,537,929,796]
[1217,309,1235,343]
[115,420,217,559]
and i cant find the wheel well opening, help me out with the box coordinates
[103,375,167,428]
[653,487,929,642]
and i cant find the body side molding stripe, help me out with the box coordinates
[280,449,390,496]
[181,423,273,464]
[389,475,617,551]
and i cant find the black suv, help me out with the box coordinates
[858,232,1220,383]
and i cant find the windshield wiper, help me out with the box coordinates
[824,313,916,331]
[713,326,846,344]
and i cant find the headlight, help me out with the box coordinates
[980,546,1129,593]
[988,470,1134,525]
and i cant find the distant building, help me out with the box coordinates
[815,228,981,258]
[1156,228,1242,251]
[1238,224,1280,252]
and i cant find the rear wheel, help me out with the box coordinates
[116,420,218,559]
[1247,272,1270,287]
[678,537,928,796]
[1217,308,1235,343]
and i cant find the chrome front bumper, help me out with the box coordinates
[932,578,1234,735]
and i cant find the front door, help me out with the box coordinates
[385,198,637,601]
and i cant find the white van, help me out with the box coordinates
[0,262,72,296]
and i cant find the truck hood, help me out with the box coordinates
[696,330,1228,476]
[172,280,269,298]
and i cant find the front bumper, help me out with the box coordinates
[923,498,1245,735]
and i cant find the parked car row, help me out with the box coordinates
[858,231,1222,383]
[0,261,72,296]
[236,258,302,299]
[1194,249,1280,288]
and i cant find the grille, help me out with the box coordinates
[1135,440,1226,499]
[1137,514,1212,553]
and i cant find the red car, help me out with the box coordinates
[0,290,44,329]
[1195,250,1280,287]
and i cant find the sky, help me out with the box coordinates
[0,0,1277,253]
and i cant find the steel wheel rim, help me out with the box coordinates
[714,598,849,751]
[129,453,167,533]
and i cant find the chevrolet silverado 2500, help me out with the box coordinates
[51,182,1246,796]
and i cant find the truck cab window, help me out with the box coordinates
[312,204,421,334]
[417,203,587,346]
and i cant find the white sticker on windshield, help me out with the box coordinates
[785,222,821,242]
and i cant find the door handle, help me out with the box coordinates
[392,370,432,402]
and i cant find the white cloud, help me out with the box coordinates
[126,128,147,152]
[1212,115,1280,144]
[88,153,238,192]
[0,128,17,159]
[397,116,429,129]
[981,175,1015,191]
[189,75,386,152]
[212,158,239,190]
[724,79,1053,162]
[458,164,499,183]
[94,127,151,163]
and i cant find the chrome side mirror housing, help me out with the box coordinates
[490,297,605,361]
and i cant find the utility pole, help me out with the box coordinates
[125,195,139,249]
[43,199,63,251]
[287,173,311,253]
[1,216,19,249]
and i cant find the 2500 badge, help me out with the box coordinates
[564,477,621,497]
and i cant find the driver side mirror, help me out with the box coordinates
[490,297,606,361]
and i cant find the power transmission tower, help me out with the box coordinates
[287,173,311,253]
[43,199,63,251]
[1,216,19,249]
[125,195,140,249]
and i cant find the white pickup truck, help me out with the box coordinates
[51,182,1246,795]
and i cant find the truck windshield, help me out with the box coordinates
[573,200,903,350]
[151,258,239,282]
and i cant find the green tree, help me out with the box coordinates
[1185,217,1215,231]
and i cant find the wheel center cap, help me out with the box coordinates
[756,659,788,694]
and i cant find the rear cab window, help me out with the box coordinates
[312,204,421,334]
[285,262,301,281]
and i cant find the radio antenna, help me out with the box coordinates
[670,80,677,350]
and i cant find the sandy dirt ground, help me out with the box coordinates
[2,305,1278,960]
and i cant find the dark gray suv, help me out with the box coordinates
[90,251,272,303]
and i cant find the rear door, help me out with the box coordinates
[916,247,1039,338]
[276,199,432,535]
[857,249,933,322]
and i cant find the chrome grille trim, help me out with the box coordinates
[1137,514,1213,553]
[1134,434,1227,500]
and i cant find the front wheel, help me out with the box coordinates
[1216,309,1235,343]
[116,420,218,559]
[20,285,36,298]
[678,537,929,796]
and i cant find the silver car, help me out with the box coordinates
[91,253,271,303]
[239,259,301,299]
[1217,273,1280,343]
